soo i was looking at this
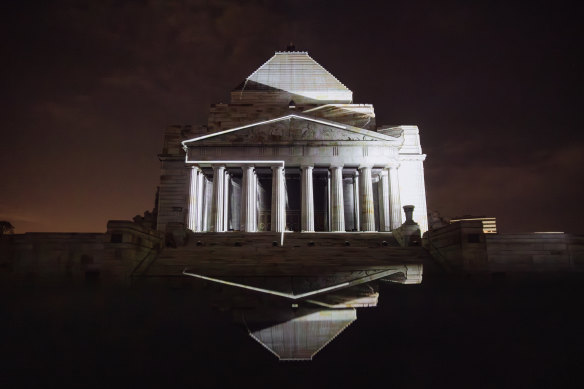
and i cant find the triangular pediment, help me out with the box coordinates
[182,114,400,146]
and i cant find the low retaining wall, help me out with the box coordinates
[424,221,584,273]
[0,221,163,286]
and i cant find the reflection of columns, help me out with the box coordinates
[330,165,345,232]
[301,165,314,232]
[271,165,285,232]
[359,166,375,231]
[379,170,391,231]
[388,163,402,230]
[353,171,360,231]
[241,165,256,232]
[187,166,200,232]
[223,171,230,231]
[211,165,225,232]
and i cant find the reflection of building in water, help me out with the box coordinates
[186,268,420,360]
[156,49,428,235]
[246,308,357,361]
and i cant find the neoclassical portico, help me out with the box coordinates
[157,51,428,235]
[186,162,404,233]
[183,113,410,233]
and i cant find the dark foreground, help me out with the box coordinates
[1,274,583,388]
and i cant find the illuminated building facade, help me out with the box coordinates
[156,50,428,235]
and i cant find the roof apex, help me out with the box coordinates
[231,52,353,104]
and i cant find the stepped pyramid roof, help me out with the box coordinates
[231,52,353,104]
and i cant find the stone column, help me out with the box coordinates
[230,179,241,231]
[388,163,402,230]
[359,166,375,231]
[187,166,199,232]
[330,165,345,232]
[271,165,285,232]
[195,170,204,231]
[253,170,258,230]
[240,165,256,232]
[223,171,230,231]
[210,165,225,232]
[202,177,209,232]
[353,171,360,231]
[379,170,391,231]
[326,171,332,231]
[301,165,314,232]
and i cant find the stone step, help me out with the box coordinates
[183,231,400,248]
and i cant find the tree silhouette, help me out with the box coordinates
[0,221,15,235]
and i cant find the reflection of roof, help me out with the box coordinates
[183,267,415,299]
[232,52,353,104]
[246,308,356,361]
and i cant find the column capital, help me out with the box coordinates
[271,165,284,171]
[358,164,373,170]
[212,164,226,170]
[379,169,388,178]
[189,165,202,171]
[300,164,314,170]
[330,164,344,169]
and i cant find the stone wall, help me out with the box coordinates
[0,221,163,286]
[424,221,584,273]
[423,221,487,272]
[486,233,584,272]
[157,125,190,232]
[0,232,105,286]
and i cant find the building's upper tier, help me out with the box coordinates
[231,52,353,105]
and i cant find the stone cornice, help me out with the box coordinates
[399,154,427,161]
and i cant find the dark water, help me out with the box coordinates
[2,274,583,388]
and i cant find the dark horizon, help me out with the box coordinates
[2,0,583,234]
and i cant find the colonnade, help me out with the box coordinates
[187,163,402,233]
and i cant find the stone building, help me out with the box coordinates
[156,50,429,235]
[3,49,582,293]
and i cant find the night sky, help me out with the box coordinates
[2,0,583,234]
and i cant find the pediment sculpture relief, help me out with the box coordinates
[202,118,380,144]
